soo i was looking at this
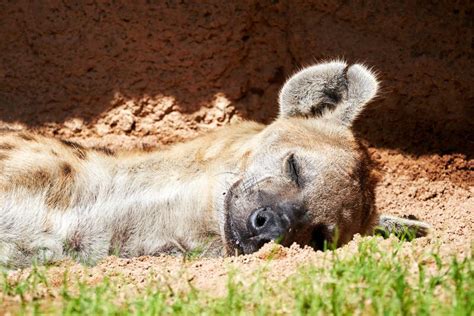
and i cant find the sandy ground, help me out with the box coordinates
[4,146,472,301]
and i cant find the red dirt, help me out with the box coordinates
[0,1,472,309]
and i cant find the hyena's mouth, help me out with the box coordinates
[224,218,335,255]
[223,190,337,255]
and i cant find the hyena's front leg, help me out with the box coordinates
[375,214,431,240]
[0,227,65,269]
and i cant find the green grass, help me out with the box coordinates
[1,238,472,315]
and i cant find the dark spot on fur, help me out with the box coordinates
[17,244,34,257]
[60,139,83,150]
[109,219,135,256]
[28,169,50,188]
[51,149,58,156]
[93,146,115,156]
[66,230,83,252]
[61,139,87,160]
[37,169,50,180]
[154,242,185,256]
[61,163,73,176]
[45,163,75,209]
[18,132,35,141]
[0,143,14,150]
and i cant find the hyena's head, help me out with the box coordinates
[223,61,381,255]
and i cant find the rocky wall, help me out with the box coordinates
[0,1,472,154]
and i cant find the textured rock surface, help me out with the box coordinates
[0,1,472,154]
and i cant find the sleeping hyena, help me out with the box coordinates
[0,61,429,268]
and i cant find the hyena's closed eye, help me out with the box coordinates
[278,60,379,126]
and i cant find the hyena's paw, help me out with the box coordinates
[278,60,379,126]
[375,214,431,241]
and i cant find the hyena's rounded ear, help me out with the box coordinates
[278,61,379,126]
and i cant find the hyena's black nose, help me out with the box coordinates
[247,207,287,242]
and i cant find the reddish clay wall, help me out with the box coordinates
[0,1,472,154]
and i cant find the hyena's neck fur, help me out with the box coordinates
[0,123,263,267]
[89,153,219,257]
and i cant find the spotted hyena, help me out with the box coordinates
[0,61,429,268]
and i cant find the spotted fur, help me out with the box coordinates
[0,61,429,268]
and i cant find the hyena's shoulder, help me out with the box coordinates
[171,121,265,164]
[0,130,114,209]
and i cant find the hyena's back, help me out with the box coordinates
[2,131,82,206]
[0,130,116,267]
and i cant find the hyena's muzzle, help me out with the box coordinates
[223,176,324,255]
